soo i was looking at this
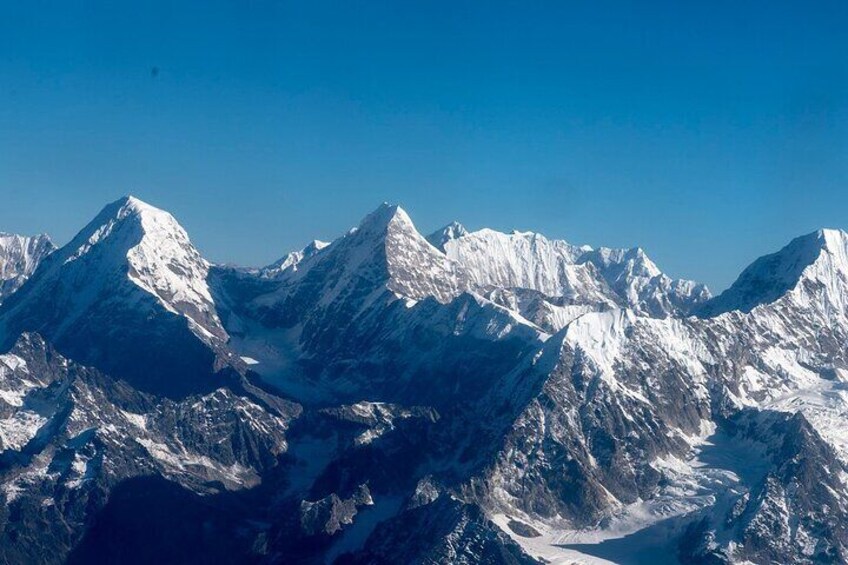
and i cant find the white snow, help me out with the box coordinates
[135,437,258,488]
[492,429,769,565]
[443,228,597,299]
[564,309,633,377]
[120,197,225,340]
[0,410,48,451]
[260,240,329,277]
[441,226,708,319]
[120,409,147,430]
[64,453,92,489]
[3,196,227,346]
[704,228,848,317]
[0,232,55,302]
[764,377,848,464]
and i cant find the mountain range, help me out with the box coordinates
[1,195,847,564]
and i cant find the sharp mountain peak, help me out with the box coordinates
[698,228,848,317]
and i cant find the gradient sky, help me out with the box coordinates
[1,1,847,291]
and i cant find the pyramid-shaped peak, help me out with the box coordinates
[441,221,468,236]
[69,196,199,262]
[288,202,468,304]
[356,202,414,234]
[107,195,182,225]
[262,239,331,278]
[426,221,469,251]
[5,194,222,338]
[769,229,837,265]
[697,228,847,317]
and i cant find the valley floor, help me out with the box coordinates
[492,428,771,564]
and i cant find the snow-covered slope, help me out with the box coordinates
[259,240,329,278]
[579,245,711,318]
[316,203,471,304]
[441,228,597,297]
[0,196,231,398]
[0,233,55,303]
[439,227,710,320]
[260,203,469,306]
[426,220,469,252]
[116,196,224,339]
[700,228,848,318]
[223,202,475,373]
[3,196,223,342]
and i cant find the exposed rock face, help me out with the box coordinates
[680,410,848,564]
[345,496,539,565]
[1,197,848,564]
[0,333,297,565]
[300,484,373,536]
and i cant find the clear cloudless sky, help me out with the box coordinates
[1,1,847,291]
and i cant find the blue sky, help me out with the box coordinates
[1,1,846,291]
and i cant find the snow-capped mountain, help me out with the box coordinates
[0,232,55,303]
[259,239,330,278]
[213,203,537,404]
[432,224,710,323]
[472,226,848,564]
[426,220,469,252]
[0,196,233,398]
[311,203,470,304]
[252,203,470,312]
[1,196,847,564]
[699,228,848,319]
[579,245,712,318]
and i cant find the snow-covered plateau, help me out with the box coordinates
[0,196,846,564]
